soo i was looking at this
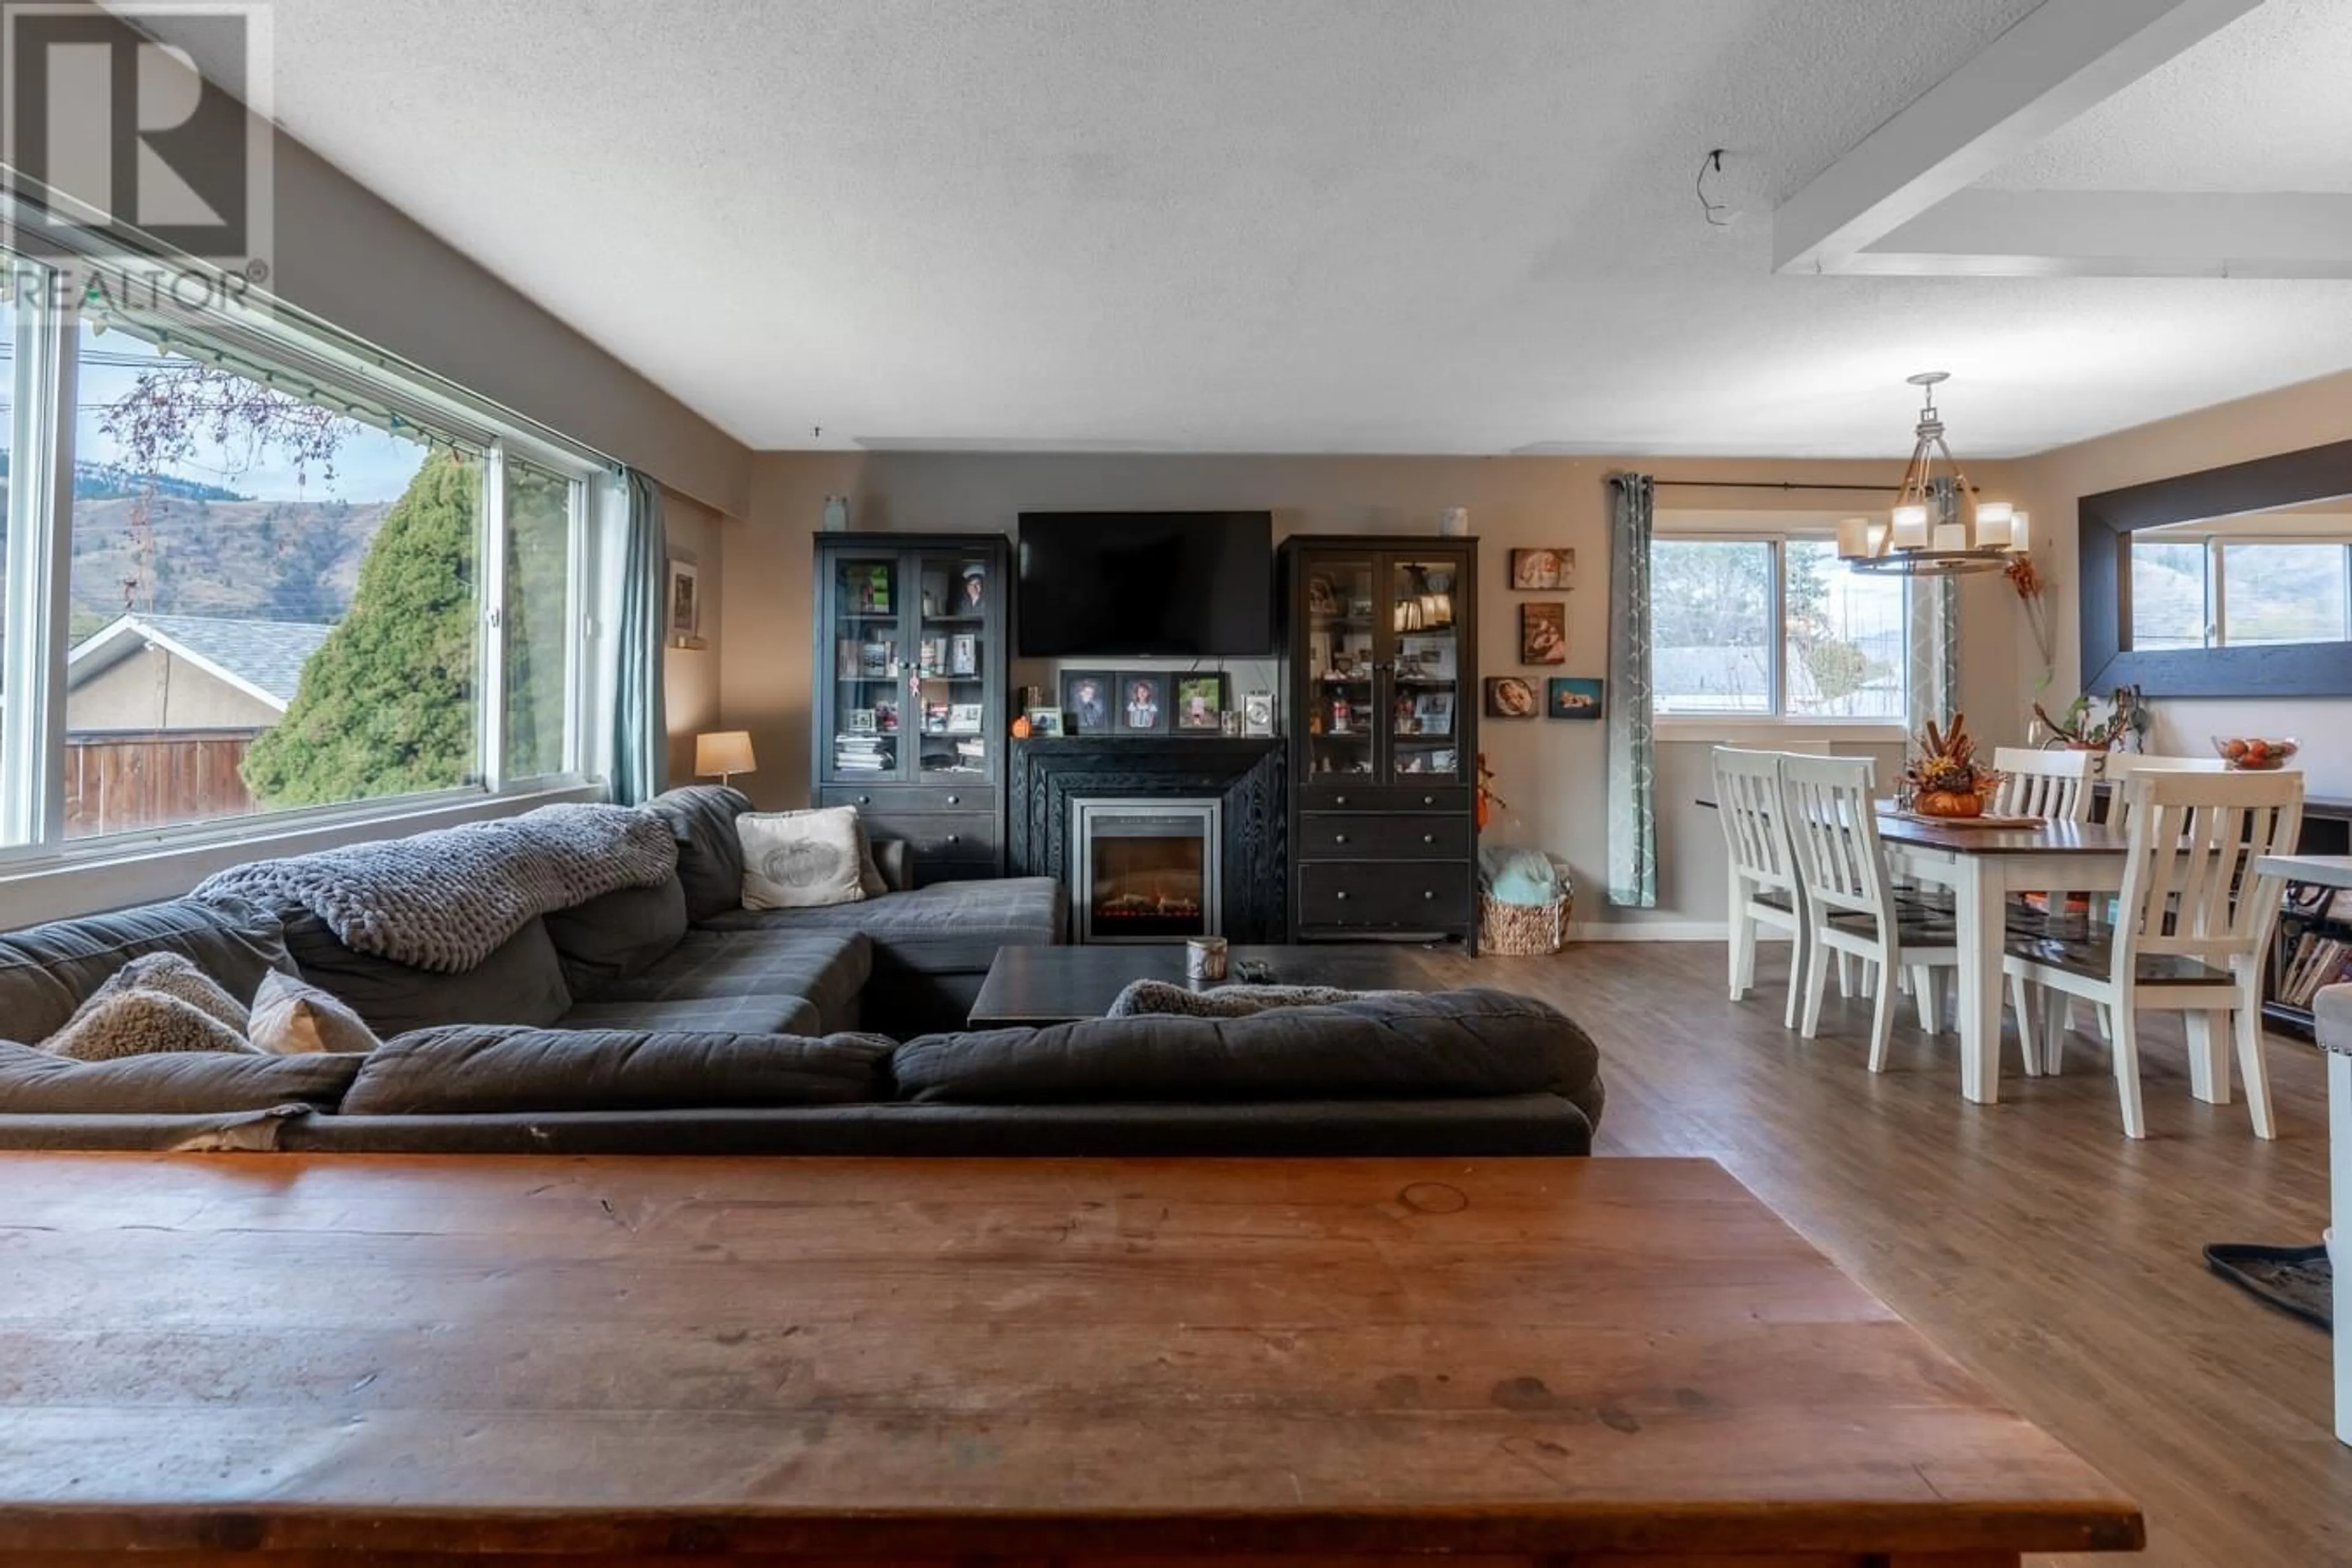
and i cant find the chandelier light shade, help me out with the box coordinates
[1839,372,2026,577]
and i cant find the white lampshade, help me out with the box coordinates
[695,730,757,778]
[1836,516,1871,559]
[2008,510,2032,553]
[1866,519,1891,557]
[1933,521,1968,552]
[1890,503,1929,549]
[1974,500,2013,548]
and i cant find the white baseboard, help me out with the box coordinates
[1563,920,1745,943]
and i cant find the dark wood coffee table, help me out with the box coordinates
[968,943,1444,1027]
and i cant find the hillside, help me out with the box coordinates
[61,492,393,638]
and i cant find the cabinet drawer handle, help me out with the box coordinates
[1422,794,1436,806]
[1422,833,1436,845]
[946,794,960,805]
[857,794,872,806]
[946,834,962,846]
[1335,891,1351,902]
[1423,889,1436,901]
[1334,833,1351,845]
[1334,794,1349,807]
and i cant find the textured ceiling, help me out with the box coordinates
[118,0,2352,456]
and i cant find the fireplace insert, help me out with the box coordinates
[1071,798,1223,943]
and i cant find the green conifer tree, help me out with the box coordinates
[243,453,480,806]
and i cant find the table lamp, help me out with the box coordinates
[695,730,756,787]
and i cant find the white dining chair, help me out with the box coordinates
[1713,747,1807,1028]
[2004,769,2303,1139]
[1780,753,1960,1071]
[1989,746,2099,1050]
[2104,753,2228,835]
[1990,747,2097,822]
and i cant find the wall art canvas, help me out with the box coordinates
[1520,602,1567,665]
[1509,548,1576,590]
[1547,677,1604,719]
[1484,676,1538,718]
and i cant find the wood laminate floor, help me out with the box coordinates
[1412,940,2347,1568]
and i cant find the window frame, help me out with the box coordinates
[0,236,617,880]
[2128,533,2352,650]
[1648,521,1910,735]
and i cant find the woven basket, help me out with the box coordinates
[1479,891,1571,956]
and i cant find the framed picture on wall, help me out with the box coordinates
[1483,676,1538,718]
[667,556,701,643]
[1520,602,1566,665]
[1509,548,1576,590]
[1547,677,1604,718]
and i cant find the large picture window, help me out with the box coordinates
[0,247,604,859]
[1652,532,1907,721]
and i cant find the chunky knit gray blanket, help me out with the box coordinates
[195,804,679,974]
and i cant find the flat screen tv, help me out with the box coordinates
[1017,511,1273,658]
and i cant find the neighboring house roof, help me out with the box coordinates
[66,614,334,712]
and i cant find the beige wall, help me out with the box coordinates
[661,490,728,789]
[722,451,2021,929]
[66,649,278,733]
[2007,369,2352,794]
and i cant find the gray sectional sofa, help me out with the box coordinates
[0,786,1605,1156]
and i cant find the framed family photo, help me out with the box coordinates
[1509,548,1576,590]
[1174,673,1227,731]
[1060,670,1115,734]
[1118,672,1170,734]
[1520,602,1566,665]
[1548,677,1604,719]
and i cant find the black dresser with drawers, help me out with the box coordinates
[810,532,1008,884]
[1280,535,1480,951]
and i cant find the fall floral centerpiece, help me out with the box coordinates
[1904,714,2005,819]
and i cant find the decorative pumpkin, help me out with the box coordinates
[1903,714,2002,818]
[1011,715,1032,740]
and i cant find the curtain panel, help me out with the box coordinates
[1606,472,1658,908]
[609,470,668,806]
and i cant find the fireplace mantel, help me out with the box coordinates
[1008,738,1286,943]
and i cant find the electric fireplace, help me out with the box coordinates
[1071,797,1223,944]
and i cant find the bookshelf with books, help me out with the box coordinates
[811,533,1010,885]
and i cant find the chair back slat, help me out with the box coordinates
[2113,771,2304,976]
[1989,746,2094,821]
[2106,753,2228,835]
[1779,753,1895,930]
[1713,747,1798,897]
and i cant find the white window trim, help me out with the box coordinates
[1649,523,1911,730]
[0,221,619,894]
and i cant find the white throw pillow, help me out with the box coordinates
[249,971,383,1055]
[738,807,870,910]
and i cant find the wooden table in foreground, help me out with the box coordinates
[0,1154,2141,1566]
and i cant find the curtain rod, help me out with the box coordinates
[1652,479,1890,493]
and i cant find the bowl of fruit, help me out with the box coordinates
[2212,736,2300,771]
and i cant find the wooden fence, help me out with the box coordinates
[63,731,258,839]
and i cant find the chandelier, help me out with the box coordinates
[1838,372,2028,577]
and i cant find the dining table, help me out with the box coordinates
[1874,812,2139,1106]
[1704,795,2142,1107]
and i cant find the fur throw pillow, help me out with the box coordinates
[94,952,252,1032]
[1106,979,1427,1019]
[737,807,869,911]
[41,990,259,1061]
[247,971,382,1055]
